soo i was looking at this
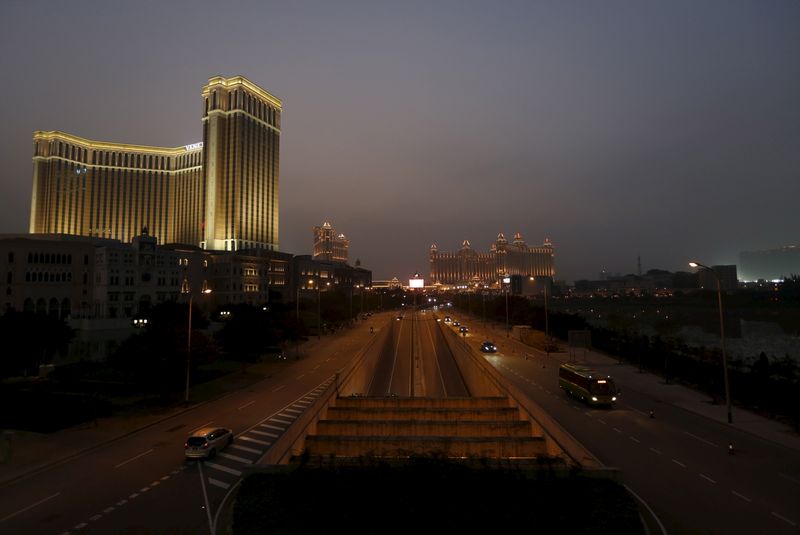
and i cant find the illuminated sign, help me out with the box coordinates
[185,142,203,151]
[409,277,424,288]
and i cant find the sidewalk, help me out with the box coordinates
[460,312,800,453]
[0,325,366,487]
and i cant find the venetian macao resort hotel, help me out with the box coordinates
[29,75,281,252]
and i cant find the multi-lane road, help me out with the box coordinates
[455,312,800,535]
[0,313,392,535]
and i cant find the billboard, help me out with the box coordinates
[409,277,424,288]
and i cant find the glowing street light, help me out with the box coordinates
[690,261,732,424]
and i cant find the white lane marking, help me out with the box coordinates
[672,459,686,468]
[278,413,297,420]
[160,475,170,481]
[612,427,622,434]
[312,365,320,371]
[150,480,160,487]
[272,385,286,392]
[650,448,662,455]
[731,490,752,503]
[296,400,311,405]
[629,436,641,443]
[624,484,667,535]
[238,400,256,410]
[104,506,115,513]
[325,358,331,362]
[584,412,593,417]
[128,493,139,499]
[296,374,305,380]
[771,512,797,527]
[251,430,278,438]
[140,487,150,493]
[191,421,214,434]
[261,423,284,431]
[116,499,127,506]
[284,408,301,414]
[232,444,261,454]
[684,431,718,448]
[90,514,102,521]
[0,492,61,523]
[208,478,231,490]
[700,474,716,484]
[597,419,607,425]
[198,463,214,534]
[75,523,88,529]
[205,462,242,476]
[218,452,254,464]
[779,472,800,485]
[240,436,271,446]
[271,418,293,425]
[114,449,154,469]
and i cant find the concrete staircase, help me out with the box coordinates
[303,396,548,459]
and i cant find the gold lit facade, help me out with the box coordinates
[30,76,281,251]
[429,232,554,286]
[312,221,349,263]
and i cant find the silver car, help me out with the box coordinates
[184,427,234,459]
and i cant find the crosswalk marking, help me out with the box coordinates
[218,452,254,464]
[261,424,284,431]
[271,418,293,425]
[231,444,261,454]
[251,430,279,438]
[208,478,231,489]
[240,436,271,446]
[205,462,242,476]
[284,408,301,414]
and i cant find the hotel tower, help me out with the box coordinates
[29,76,281,251]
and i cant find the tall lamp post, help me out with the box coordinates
[503,275,511,337]
[184,286,212,405]
[690,261,732,424]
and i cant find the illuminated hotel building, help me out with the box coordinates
[29,76,281,252]
[312,221,349,263]
[429,232,554,286]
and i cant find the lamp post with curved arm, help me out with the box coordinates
[690,261,732,424]
[184,286,212,405]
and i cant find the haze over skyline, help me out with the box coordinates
[1,1,798,282]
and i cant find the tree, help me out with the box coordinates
[215,304,281,372]
[0,311,74,378]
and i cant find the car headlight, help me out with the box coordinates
[612,396,616,401]
[591,396,598,401]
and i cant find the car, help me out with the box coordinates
[185,427,234,459]
[444,316,451,323]
[480,341,497,353]
[453,321,460,327]
[459,325,469,333]
[396,316,402,321]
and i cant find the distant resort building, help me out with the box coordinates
[429,232,554,287]
[312,221,349,263]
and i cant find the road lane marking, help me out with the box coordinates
[313,365,320,371]
[75,523,88,529]
[624,484,667,535]
[700,474,716,484]
[114,449,154,469]
[238,400,256,410]
[232,444,261,454]
[251,430,278,438]
[209,478,231,490]
[296,374,305,380]
[116,499,127,506]
[325,358,331,362]
[128,493,139,499]
[0,492,61,523]
[160,475,170,481]
[731,490,752,503]
[240,436,271,446]
[779,472,800,485]
[272,385,286,392]
[90,514,102,521]
[584,412,593,417]
[140,487,150,493]
[284,408,301,414]
[649,448,662,455]
[612,427,622,434]
[151,480,160,487]
[771,512,797,527]
[671,459,686,468]
[205,462,242,476]
[261,424,284,431]
[278,413,297,420]
[597,418,606,425]
[271,418,293,425]
[629,436,640,443]
[684,431,718,448]
[218,452,254,464]
[104,506,115,513]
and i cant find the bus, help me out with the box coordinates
[558,363,618,406]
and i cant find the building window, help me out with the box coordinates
[7,252,13,263]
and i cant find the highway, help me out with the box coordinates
[367,311,469,397]
[0,312,393,535]
[454,312,800,535]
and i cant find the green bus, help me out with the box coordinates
[558,363,618,406]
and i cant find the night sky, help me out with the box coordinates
[1,1,798,282]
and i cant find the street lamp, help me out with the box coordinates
[183,285,212,404]
[690,261,732,424]
[503,276,511,337]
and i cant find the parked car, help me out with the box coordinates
[453,321,460,327]
[459,325,469,334]
[185,427,234,459]
[480,341,497,353]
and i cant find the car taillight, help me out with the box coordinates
[202,442,209,448]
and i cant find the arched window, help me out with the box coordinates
[24,298,34,313]
[36,298,46,314]
[49,297,59,317]
[61,298,71,319]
